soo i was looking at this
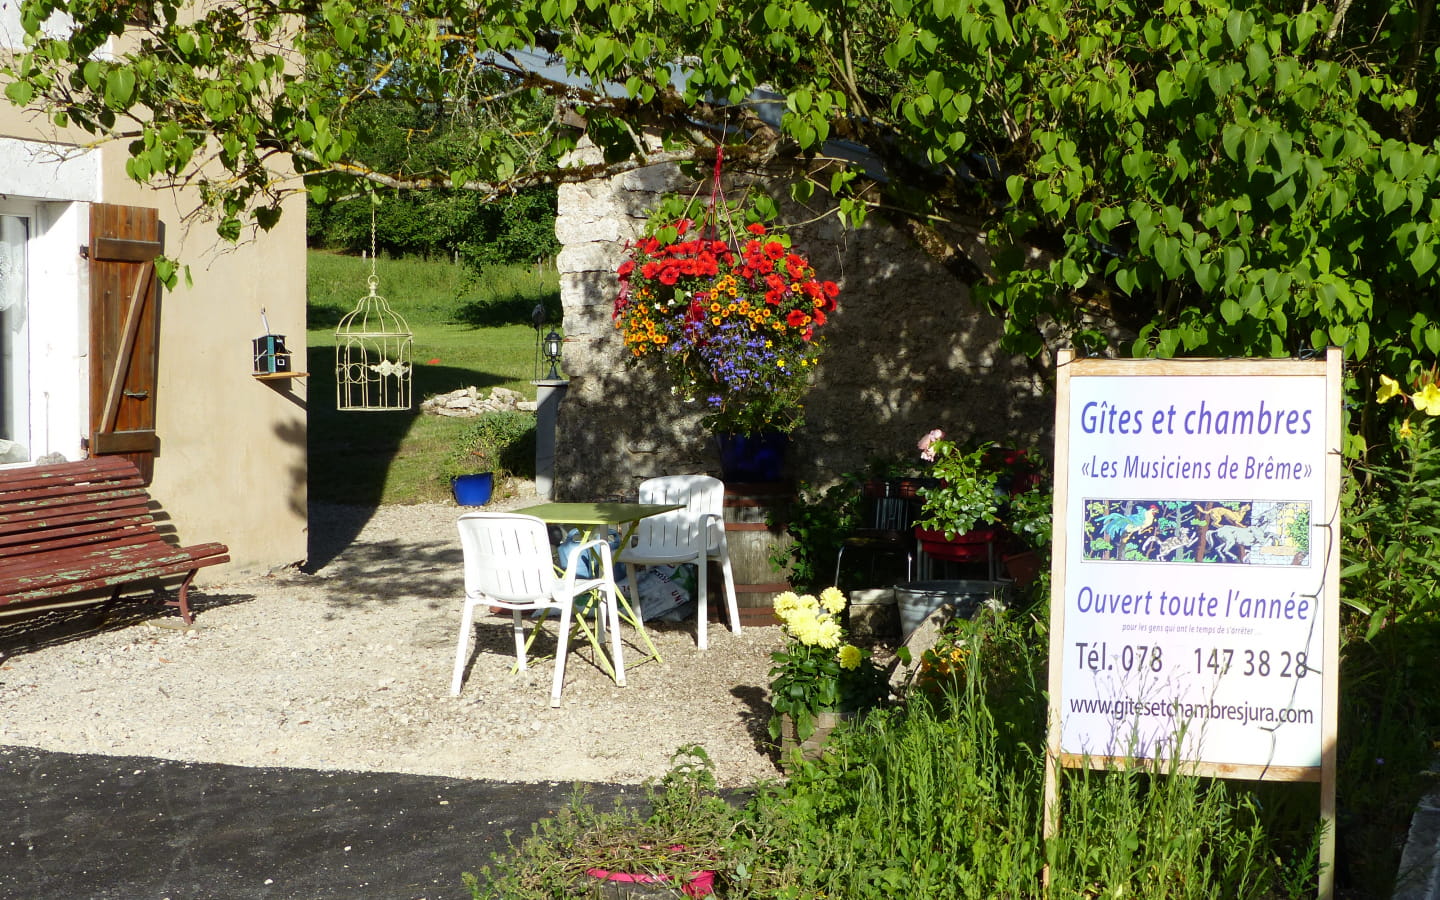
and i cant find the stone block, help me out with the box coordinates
[848,588,899,643]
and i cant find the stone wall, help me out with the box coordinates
[553,152,1053,500]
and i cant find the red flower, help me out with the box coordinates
[746,222,767,235]
[659,266,680,286]
[641,261,660,279]
[765,273,786,292]
[675,218,693,235]
[822,280,839,298]
[617,260,635,277]
[787,309,810,327]
[764,241,785,260]
[812,309,827,326]
[765,290,784,305]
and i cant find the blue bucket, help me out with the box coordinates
[451,472,495,506]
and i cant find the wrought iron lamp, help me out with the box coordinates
[543,328,564,380]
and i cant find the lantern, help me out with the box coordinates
[543,328,564,380]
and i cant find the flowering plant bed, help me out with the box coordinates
[613,201,839,435]
[767,587,886,744]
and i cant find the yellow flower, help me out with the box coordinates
[1413,382,1440,415]
[838,644,862,670]
[813,618,842,649]
[773,590,802,620]
[1377,374,1403,403]
[1401,419,1415,438]
[819,586,846,614]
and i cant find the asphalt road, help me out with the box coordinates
[0,745,639,900]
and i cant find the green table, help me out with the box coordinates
[515,502,681,537]
[514,501,682,664]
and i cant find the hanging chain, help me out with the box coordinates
[367,205,379,296]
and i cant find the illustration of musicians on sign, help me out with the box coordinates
[1082,499,1311,566]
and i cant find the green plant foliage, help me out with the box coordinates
[466,746,739,899]
[445,410,537,480]
[915,438,1003,539]
[767,475,864,595]
[728,609,1312,899]
[11,0,1439,402]
[309,187,560,269]
[1343,421,1440,637]
[767,588,887,743]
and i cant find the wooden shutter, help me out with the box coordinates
[87,204,163,485]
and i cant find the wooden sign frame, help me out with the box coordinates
[1043,348,1341,899]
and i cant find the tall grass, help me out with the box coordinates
[720,611,1312,899]
[306,251,559,505]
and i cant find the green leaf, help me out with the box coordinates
[104,68,135,108]
[4,81,33,106]
[1412,241,1437,276]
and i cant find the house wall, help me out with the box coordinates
[0,106,308,581]
[554,149,1053,500]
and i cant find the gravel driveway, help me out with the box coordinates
[0,485,788,788]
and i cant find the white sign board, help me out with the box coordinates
[1048,355,1340,776]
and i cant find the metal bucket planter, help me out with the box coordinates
[895,580,1008,641]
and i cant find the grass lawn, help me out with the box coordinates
[306,250,560,505]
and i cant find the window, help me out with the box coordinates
[0,0,75,50]
[0,213,28,463]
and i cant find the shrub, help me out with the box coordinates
[465,747,740,899]
[445,410,537,479]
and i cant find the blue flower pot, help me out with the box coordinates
[716,431,788,483]
[451,472,494,506]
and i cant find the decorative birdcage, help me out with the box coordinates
[334,271,413,411]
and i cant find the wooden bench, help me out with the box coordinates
[0,457,229,625]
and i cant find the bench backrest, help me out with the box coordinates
[0,457,164,566]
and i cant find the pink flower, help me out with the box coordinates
[918,428,945,462]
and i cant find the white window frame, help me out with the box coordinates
[0,196,88,467]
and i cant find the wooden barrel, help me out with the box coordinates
[718,482,795,627]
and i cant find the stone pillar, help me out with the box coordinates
[532,379,568,499]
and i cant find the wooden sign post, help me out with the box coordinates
[1043,349,1341,899]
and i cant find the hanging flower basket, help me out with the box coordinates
[612,189,839,437]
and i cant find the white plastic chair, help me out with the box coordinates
[452,512,625,707]
[617,475,741,650]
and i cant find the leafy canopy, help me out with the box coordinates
[5,0,1440,378]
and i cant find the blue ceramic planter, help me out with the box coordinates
[715,431,788,483]
[451,472,495,506]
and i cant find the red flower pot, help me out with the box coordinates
[914,526,1005,563]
